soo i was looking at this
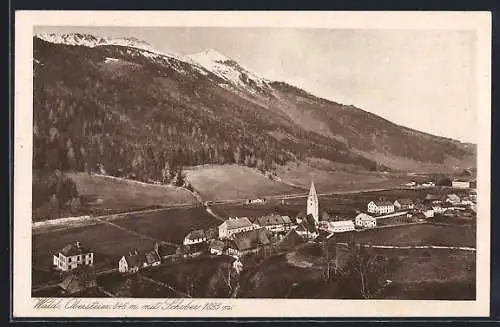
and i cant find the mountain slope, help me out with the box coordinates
[32,33,475,188]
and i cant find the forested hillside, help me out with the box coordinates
[33,36,381,185]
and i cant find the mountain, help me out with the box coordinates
[32,33,475,187]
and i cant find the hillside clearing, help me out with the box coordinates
[184,164,305,201]
[274,158,410,193]
[68,172,199,213]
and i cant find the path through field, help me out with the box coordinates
[95,217,178,247]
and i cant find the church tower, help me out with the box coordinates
[307,181,319,222]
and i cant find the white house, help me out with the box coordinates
[209,239,225,255]
[354,213,376,228]
[183,229,207,245]
[367,201,395,215]
[118,250,144,274]
[255,214,293,233]
[452,180,471,189]
[324,220,355,233]
[53,241,94,272]
[218,217,257,239]
[423,209,435,218]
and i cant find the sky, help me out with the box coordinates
[35,26,478,143]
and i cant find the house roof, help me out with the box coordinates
[145,250,161,264]
[280,229,304,247]
[395,198,414,205]
[329,220,355,228]
[157,244,177,257]
[185,229,206,240]
[123,254,144,268]
[205,228,219,240]
[184,242,208,254]
[222,217,253,230]
[447,194,461,201]
[355,213,374,220]
[302,214,318,232]
[209,239,225,251]
[59,266,97,294]
[231,227,271,251]
[281,215,293,224]
[256,214,284,227]
[371,200,394,207]
[59,242,92,256]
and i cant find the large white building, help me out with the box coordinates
[354,213,376,228]
[324,220,355,233]
[218,217,257,239]
[452,180,471,189]
[367,200,395,215]
[307,181,319,223]
[53,241,94,272]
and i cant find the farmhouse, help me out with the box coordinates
[119,250,144,273]
[183,229,207,245]
[322,220,355,233]
[218,217,257,239]
[256,214,293,233]
[209,239,225,255]
[446,194,461,205]
[394,198,414,211]
[144,250,161,267]
[53,241,94,272]
[225,227,271,257]
[58,266,97,295]
[295,214,318,239]
[452,180,471,189]
[367,200,395,215]
[354,213,376,228]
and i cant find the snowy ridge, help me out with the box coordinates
[188,48,271,92]
[35,33,202,69]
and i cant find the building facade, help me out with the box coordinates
[367,201,395,215]
[53,242,94,272]
[218,217,257,239]
[354,213,377,228]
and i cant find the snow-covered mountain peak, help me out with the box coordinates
[188,48,232,63]
[34,32,192,64]
[187,48,271,93]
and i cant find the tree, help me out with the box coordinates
[342,243,390,299]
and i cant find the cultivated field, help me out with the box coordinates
[32,223,154,272]
[32,206,221,287]
[108,206,220,244]
[335,224,476,248]
[68,172,199,214]
[184,164,305,201]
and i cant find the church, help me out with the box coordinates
[307,181,319,223]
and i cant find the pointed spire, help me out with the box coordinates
[309,180,317,198]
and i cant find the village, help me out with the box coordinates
[44,177,476,296]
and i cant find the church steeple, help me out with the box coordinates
[307,181,319,222]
